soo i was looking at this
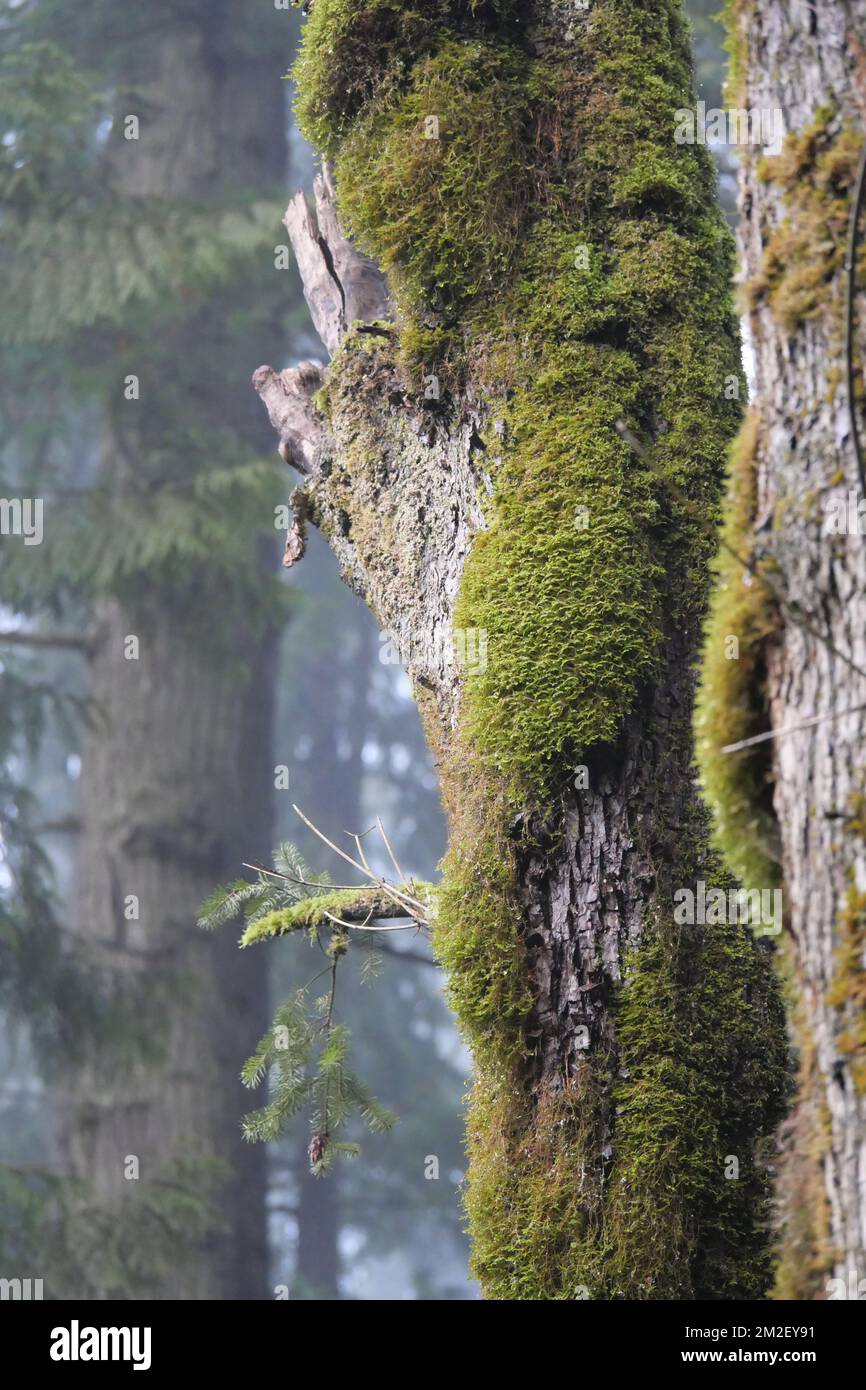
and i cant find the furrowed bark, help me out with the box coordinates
[257,0,789,1299]
[706,0,866,1297]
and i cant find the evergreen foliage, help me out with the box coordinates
[200,843,398,1173]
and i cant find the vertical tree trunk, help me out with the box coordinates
[701,0,866,1297]
[61,21,287,1299]
[256,0,789,1299]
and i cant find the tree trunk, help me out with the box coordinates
[702,0,866,1298]
[257,0,789,1299]
[61,20,287,1300]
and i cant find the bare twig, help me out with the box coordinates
[376,815,406,885]
[721,700,866,754]
[31,816,82,835]
[322,911,417,933]
[350,827,374,877]
[241,861,360,893]
[291,804,427,917]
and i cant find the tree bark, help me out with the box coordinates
[257,0,789,1299]
[712,0,866,1297]
[61,19,287,1299]
[293,1129,341,1300]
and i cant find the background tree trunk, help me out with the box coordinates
[61,20,287,1300]
[293,1129,340,1300]
[257,0,789,1299]
[708,0,866,1297]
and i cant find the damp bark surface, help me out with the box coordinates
[707,0,866,1295]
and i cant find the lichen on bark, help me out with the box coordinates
[280,0,790,1298]
[743,111,863,337]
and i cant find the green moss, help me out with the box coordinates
[446,30,742,799]
[744,115,862,334]
[463,1065,610,1300]
[431,774,530,1070]
[334,38,539,317]
[455,340,665,794]
[239,887,426,947]
[293,0,524,160]
[608,910,788,1299]
[695,411,782,892]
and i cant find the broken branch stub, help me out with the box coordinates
[252,168,393,558]
[251,360,324,474]
[282,166,391,357]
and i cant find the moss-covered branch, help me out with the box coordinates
[240,885,430,947]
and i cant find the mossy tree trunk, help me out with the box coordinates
[698,0,866,1297]
[258,0,788,1299]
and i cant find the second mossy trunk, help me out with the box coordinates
[698,0,866,1296]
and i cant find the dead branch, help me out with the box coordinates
[251,359,325,475]
[0,628,94,654]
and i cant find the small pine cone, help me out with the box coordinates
[308,1133,328,1168]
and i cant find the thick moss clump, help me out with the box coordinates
[335,39,539,317]
[695,411,781,892]
[608,911,789,1299]
[296,0,788,1298]
[463,1066,609,1300]
[293,0,524,159]
[440,2,742,799]
[432,783,530,1070]
[455,338,665,793]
